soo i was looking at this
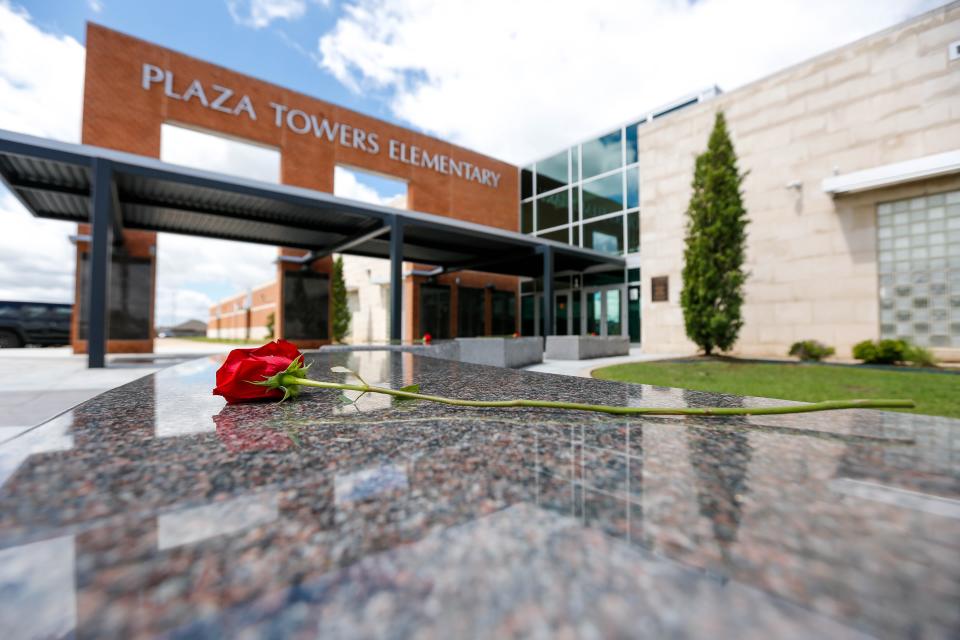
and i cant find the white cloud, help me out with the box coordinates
[0,5,277,323]
[154,234,276,326]
[226,0,311,29]
[157,124,281,325]
[0,2,83,304]
[333,165,403,206]
[318,0,942,164]
[0,192,75,303]
[0,2,84,142]
[88,0,103,13]
[160,123,282,183]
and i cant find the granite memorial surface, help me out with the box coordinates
[0,352,957,638]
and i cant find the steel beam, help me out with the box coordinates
[87,159,114,368]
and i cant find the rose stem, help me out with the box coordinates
[279,376,914,417]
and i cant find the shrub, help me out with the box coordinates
[265,312,275,340]
[852,339,908,365]
[903,343,937,367]
[788,340,835,362]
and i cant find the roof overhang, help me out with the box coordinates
[0,129,623,278]
[822,150,960,196]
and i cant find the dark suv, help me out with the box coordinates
[0,301,73,348]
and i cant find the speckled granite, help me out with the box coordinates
[0,352,957,639]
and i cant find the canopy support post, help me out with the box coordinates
[87,159,114,368]
[389,218,403,342]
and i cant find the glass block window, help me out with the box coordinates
[877,189,960,347]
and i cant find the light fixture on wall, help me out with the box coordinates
[786,180,803,215]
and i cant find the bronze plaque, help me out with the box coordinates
[651,276,669,302]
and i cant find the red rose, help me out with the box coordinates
[423,333,432,344]
[213,339,305,404]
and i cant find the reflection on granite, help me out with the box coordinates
[0,352,957,638]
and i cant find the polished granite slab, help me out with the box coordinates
[0,351,957,639]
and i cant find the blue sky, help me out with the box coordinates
[20,0,384,121]
[0,0,942,324]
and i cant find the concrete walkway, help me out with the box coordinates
[524,347,686,378]
[0,338,237,436]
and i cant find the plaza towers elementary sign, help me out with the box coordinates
[141,64,502,188]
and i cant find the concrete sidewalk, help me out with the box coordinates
[0,338,238,437]
[524,347,686,378]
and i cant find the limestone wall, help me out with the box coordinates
[638,2,960,359]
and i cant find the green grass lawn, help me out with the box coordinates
[592,359,960,419]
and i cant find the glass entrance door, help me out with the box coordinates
[553,290,582,335]
[554,292,570,335]
[584,286,624,337]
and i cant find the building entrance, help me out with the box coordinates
[553,290,580,335]
[584,286,625,337]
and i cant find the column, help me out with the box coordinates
[86,159,114,368]
[389,218,404,342]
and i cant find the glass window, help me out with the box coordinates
[582,173,624,219]
[581,130,622,179]
[605,289,622,336]
[626,168,639,209]
[572,225,580,246]
[627,211,640,254]
[491,290,517,335]
[584,271,625,287]
[571,147,579,183]
[521,166,533,200]
[628,268,640,283]
[21,305,49,318]
[539,227,569,244]
[521,201,534,234]
[583,217,624,255]
[536,189,569,230]
[572,186,580,222]
[457,287,485,337]
[625,124,639,164]
[628,285,641,342]
[536,150,568,194]
[419,284,451,339]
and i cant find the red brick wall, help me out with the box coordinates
[208,281,279,339]
[80,23,520,351]
[82,24,518,227]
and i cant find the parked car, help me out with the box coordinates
[0,301,72,348]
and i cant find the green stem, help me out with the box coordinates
[280,376,914,417]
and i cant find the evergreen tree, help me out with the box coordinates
[331,255,350,343]
[680,112,749,355]
[264,312,275,340]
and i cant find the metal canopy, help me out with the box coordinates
[0,129,623,277]
[0,128,624,367]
